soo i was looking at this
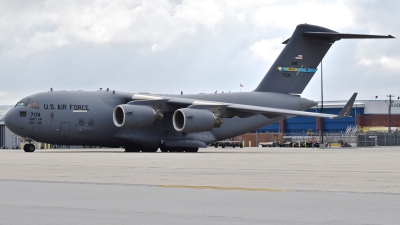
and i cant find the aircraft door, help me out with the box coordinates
[59,122,71,138]
[32,126,40,134]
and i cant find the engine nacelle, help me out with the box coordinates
[113,105,163,128]
[173,108,223,132]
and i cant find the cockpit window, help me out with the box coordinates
[32,102,39,109]
[15,101,39,109]
[15,102,25,107]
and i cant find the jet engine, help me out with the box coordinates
[172,108,223,132]
[113,105,163,128]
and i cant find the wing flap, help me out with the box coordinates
[227,104,337,119]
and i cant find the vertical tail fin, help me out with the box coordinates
[254,24,394,94]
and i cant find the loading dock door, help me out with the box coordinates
[59,122,71,138]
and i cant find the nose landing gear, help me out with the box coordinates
[23,144,35,152]
[19,137,36,152]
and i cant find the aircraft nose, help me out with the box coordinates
[4,108,19,134]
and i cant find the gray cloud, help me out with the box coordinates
[0,0,398,105]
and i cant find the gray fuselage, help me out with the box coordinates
[4,90,316,148]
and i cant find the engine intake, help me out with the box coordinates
[173,108,223,132]
[113,105,163,128]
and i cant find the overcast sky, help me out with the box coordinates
[0,0,399,105]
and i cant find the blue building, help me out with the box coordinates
[256,101,370,133]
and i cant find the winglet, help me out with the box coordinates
[335,93,358,119]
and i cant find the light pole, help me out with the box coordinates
[354,107,357,126]
[320,61,324,144]
[387,95,394,133]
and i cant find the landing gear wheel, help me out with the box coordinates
[141,148,158,152]
[175,148,184,152]
[160,147,170,152]
[23,144,35,152]
[167,147,182,152]
[124,146,140,152]
[185,147,199,152]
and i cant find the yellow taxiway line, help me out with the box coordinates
[159,185,289,192]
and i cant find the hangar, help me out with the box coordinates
[0,119,16,149]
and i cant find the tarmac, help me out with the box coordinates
[1,147,400,224]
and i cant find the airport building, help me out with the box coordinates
[0,119,17,149]
[232,99,400,147]
[255,100,400,134]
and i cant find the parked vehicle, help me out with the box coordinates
[211,140,244,148]
[337,140,352,147]
[301,142,314,148]
[342,142,352,147]
[293,141,304,148]
[260,142,278,147]
[284,141,293,147]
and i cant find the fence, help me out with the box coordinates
[284,132,357,147]
[233,132,359,147]
[233,131,400,147]
[282,132,400,147]
[357,133,400,147]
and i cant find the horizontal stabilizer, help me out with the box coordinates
[303,32,395,40]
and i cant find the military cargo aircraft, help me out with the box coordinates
[4,24,394,152]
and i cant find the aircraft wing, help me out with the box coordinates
[227,104,336,119]
[228,92,357,119]
[131,93,357,119]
